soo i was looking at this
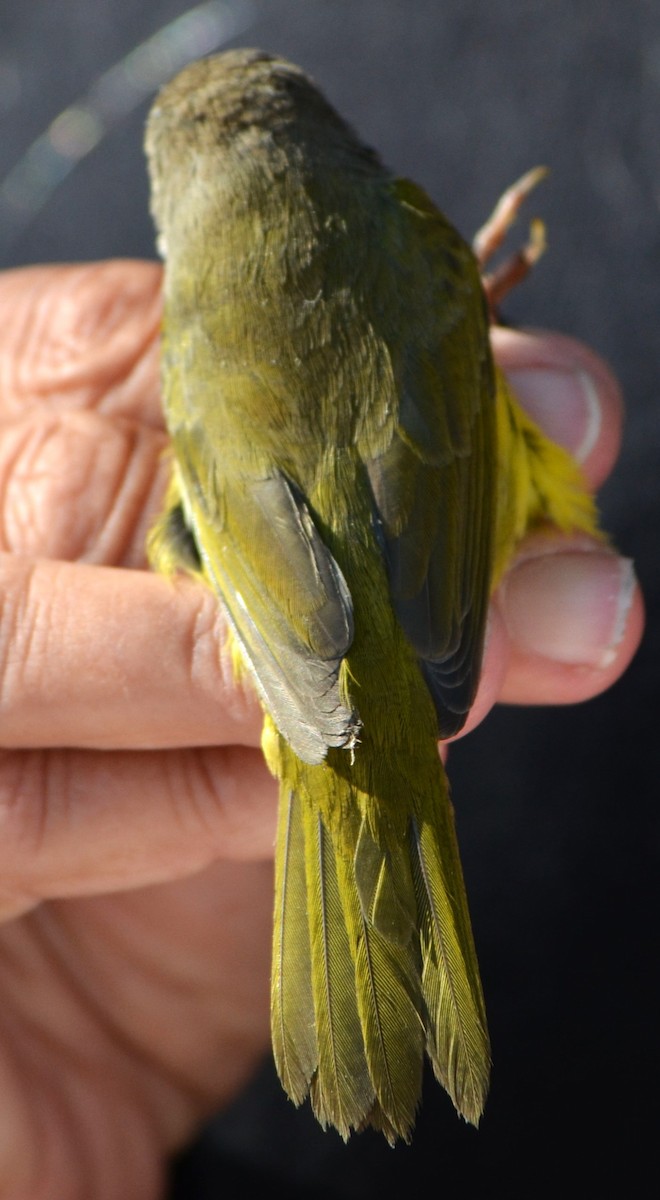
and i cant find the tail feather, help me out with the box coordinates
[302,802,376,1137]
[412,810,490,1124]
[354,819,417,945]
[336,832,425,1142]
[271,788,317,1104]
[270,743,490,1140]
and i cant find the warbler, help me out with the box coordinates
[145,49,598,1142]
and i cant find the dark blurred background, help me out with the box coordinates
[0,1,657,1194]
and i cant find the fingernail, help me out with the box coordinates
[506,367,601,463]
[501,551,636,668]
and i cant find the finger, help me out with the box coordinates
[451,538,643,737]
[0,261,163,425]
[0,743,277,918]
[0,554,262,750]
[491,326,623,490]
[446,603,510,739]
[495,536,644,705]
[465,332,642,717]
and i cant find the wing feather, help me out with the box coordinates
[170,448,359,763]
[365,178,496,737]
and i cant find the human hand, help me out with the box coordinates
[0,262,642,1200]
[458,323,643,733]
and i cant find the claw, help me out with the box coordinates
[473,166,548,320]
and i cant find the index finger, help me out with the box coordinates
[0,553,263,750]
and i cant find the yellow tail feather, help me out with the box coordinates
[267,718,490,1142]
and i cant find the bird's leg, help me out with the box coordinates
[473,166,548,321]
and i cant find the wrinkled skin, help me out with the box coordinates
[0,262,643,1200]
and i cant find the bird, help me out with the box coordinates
[144,48,599,1142]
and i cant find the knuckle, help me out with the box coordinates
[0,556,38,722]
[0,557,67,735]
[0,749,50,888]
[188,589,261,731]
